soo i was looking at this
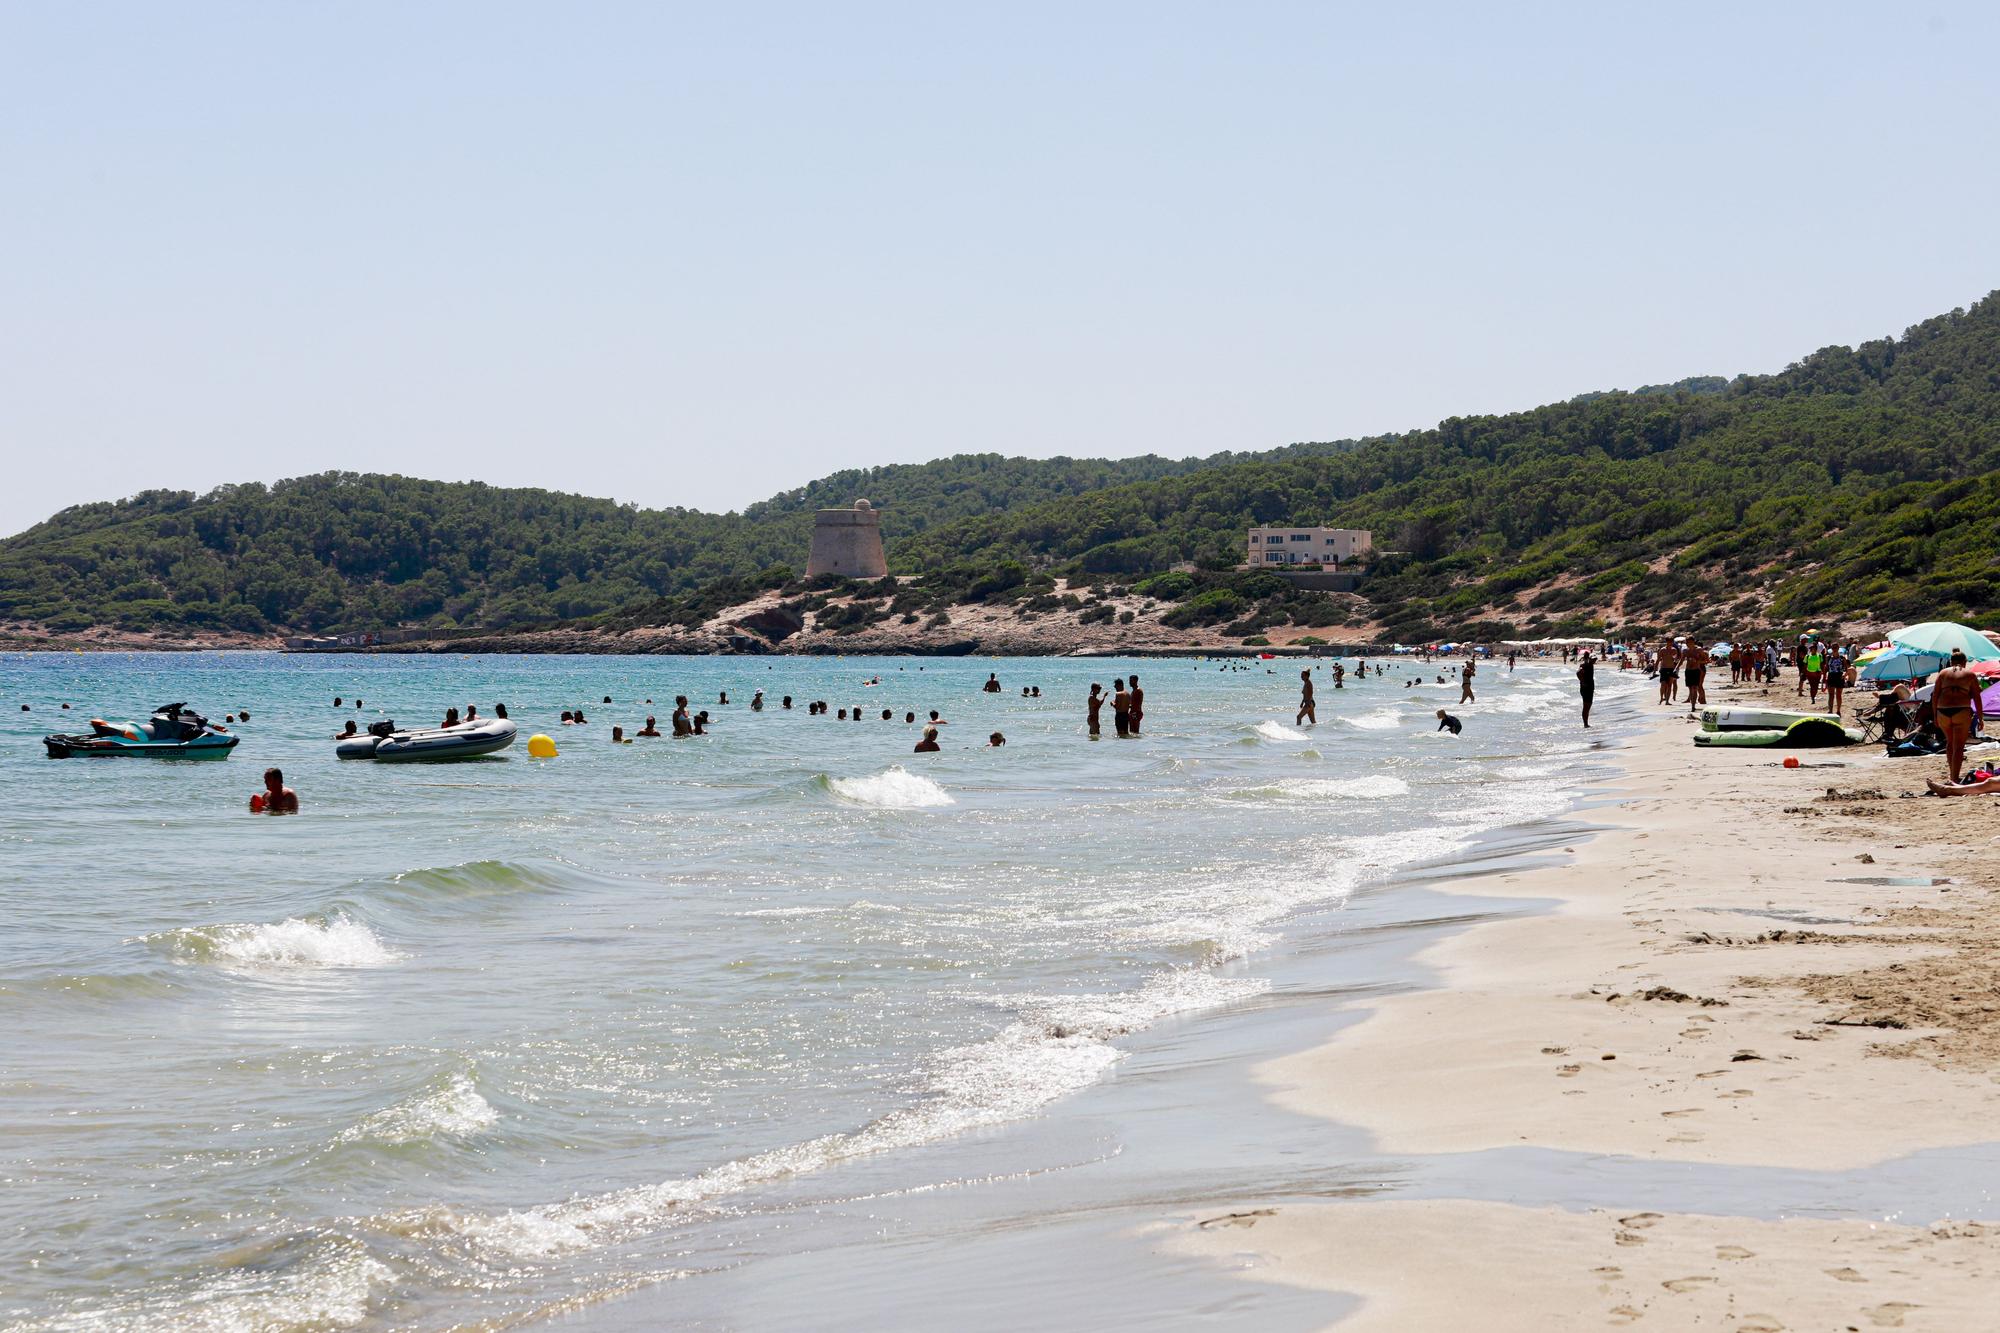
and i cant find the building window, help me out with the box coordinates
[1290,533,1310,542]
[1266,535,1283,545]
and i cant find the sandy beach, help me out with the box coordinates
[1172,668,2000,1328]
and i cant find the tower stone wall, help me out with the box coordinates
[806,499,887,579]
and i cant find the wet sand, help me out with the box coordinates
[1173,670,2000,1327]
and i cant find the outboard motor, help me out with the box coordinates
[368,719,398,738]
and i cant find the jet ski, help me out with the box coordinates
[44,703,239,759]
[337,717,516,761]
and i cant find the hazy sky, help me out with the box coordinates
[3,2,1995,537]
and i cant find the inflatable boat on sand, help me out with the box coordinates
[337,717,516,761]
[1700,706,1841,733]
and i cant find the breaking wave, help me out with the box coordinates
[820,767,955,809]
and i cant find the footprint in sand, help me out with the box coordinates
[1681,1027,1711,1038]
[1696,1069,1728,1079]
[1738,1317,1786,1332]
[1864,1302,1919,1327]
[1558,1064,1582,1077]
[1825,1267,1868,1282]
[1618,1213,1664,1230]
[1661,1108,1703,1118]
[1668,1132,1705,1143]
[1607,1306,1645,1325]
[1716,1245,1755,1260]
[1591,1266,1623,1278]
[1662,1275,1717,1293]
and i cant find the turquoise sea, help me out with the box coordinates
[0,652,1606,1329]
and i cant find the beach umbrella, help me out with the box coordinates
[1857,645,1944,682]
[1888,621,2000,662]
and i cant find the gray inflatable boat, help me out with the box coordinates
[337,718,517,761]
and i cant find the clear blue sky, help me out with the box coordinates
[3,1,1995,537]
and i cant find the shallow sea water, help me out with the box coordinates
[0,652,1608,1328]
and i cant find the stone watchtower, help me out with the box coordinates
[806,499,887,579]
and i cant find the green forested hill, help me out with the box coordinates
[893,294,2000,636]
[4,292,1997,639]
[0,445,1357,634]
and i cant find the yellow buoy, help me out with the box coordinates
[526,733,558,758]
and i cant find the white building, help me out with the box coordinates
[1246,526,1372,568]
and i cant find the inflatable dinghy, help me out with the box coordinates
[337,718,516,761]
[1700,707,1841,733]
[1693,716,1862,748]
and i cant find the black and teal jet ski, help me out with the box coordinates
[44,703,239,759]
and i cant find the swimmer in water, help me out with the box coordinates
[914,726,941,754]
[249,767,298,814]
[1436,709,1462,735]
[494,703,508,719]
[988,731,1006,746]
[751,691,764,711]
[336,720,358,739]
[637,716,661,737]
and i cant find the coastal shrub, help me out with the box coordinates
[1242,635,1271,646]
[1118,610,1136,624]
[1132,571,1194,601]
[1161,588,1247,628]
[1078,604,1115,625]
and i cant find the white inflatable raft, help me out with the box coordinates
[1700,707,1841,733]
[337,718,517,761]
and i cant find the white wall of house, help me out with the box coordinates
[1245,527,1372,566]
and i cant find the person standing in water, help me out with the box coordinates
[1112,679,1131,738]
[249,768,298,814]
[1577,651,1596,728]
[1459,658,1476,704]
[1087,683,1104,738]
[983,673,1002,693]
[1296,669,1317,726]
[1127,673,1144,735]
[1931,649,1985,783]
[671,697,693,736]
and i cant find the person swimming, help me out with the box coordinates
[1435,709,1462,735]
[637,715,661,737]
[336,720,358,739]
[988,731,1006,746]
[881,709,892,721]
[494,703,508,719]
[751,691,764,711]
[560,710,574,724]
[914,727,941,753]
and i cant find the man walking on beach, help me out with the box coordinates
[1932,649,1984,783]
[1297,669,1316,726]
[1684,643,1706,715]
[1577,651,1596,728]
[1658,641,1679,706]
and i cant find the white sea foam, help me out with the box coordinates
[1344,708,1402,730]
[1250,720,1309,741]
[339,1074,497,1146]
[827,766,954,808]
[1224,775,1411,802]
[156,914,398,972]
[21,1237,393,1333]
[429,969,1264,1262]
